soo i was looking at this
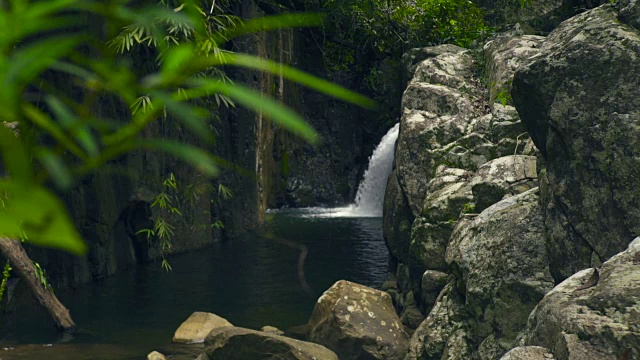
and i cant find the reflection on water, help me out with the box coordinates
[0,212,389,360]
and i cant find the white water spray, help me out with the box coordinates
[271,123,399,218]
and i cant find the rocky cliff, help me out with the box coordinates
[383,2,640,358]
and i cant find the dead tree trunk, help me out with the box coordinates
[0,237,76,331]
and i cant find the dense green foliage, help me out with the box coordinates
[311,0,488,69]
[0,0,372,255]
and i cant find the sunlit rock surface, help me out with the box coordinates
[307,280,409,360]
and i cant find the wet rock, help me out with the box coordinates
[512,4,640,268]
[446,188,554,358]
[470,155,537,212]
[500,346,555,360]
[307,280,409,360]
[146,351,166,360]
[172,312,233,344]
[204,327,338,360]
[522,237,640,360]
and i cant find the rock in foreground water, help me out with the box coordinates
[307,280,409,360]
[203,327,338,360]
[172,312,233,344]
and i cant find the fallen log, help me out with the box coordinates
[0,237,76,331]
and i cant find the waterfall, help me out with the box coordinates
[271,123,399,218]
[350,123,400,216]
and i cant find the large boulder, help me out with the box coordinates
[521,237,640,359]
[445,188,554,358]
[203,327,338,360]
[172,312,233,344]
[470,155,537,212]
[307,280,409,360]
[512,4,640,270]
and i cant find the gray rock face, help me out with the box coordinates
[408,166,473,273]
[483,35,545,108]
[307,280,409,360]
[500,346,555,360]
[384,170,415,263]
[470,155,537,212]
[522,237,640,360]
[445,189,554,358]
[512,4,640,269]
[204,327,338,360]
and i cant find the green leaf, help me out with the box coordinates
[141,140,219,177]
[46,96,99,158]
[0,181,87,255]
[0,123,33,182]
[36,149,73,191]
[152,92,213,143]
[23,104,88,161]
[184,79,319,144]
[5,35,82,89]
[212,13,325,45]
[198,53,376,109]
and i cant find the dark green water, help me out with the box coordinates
[0,212,388,359]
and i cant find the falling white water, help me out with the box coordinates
[270,123,400,218]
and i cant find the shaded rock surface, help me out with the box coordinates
[172,312,233,344]
[203,326,338,360]
[521,237,640,360]
[307,280,409,360]
[512,4,640,280]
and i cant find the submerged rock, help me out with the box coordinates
[521,237,640,359]
[146,351,166,360]
[307,280,409,360]
[204,327,338,360]
[172,312,233,344]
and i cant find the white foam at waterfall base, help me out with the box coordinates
[271,123,399,218]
